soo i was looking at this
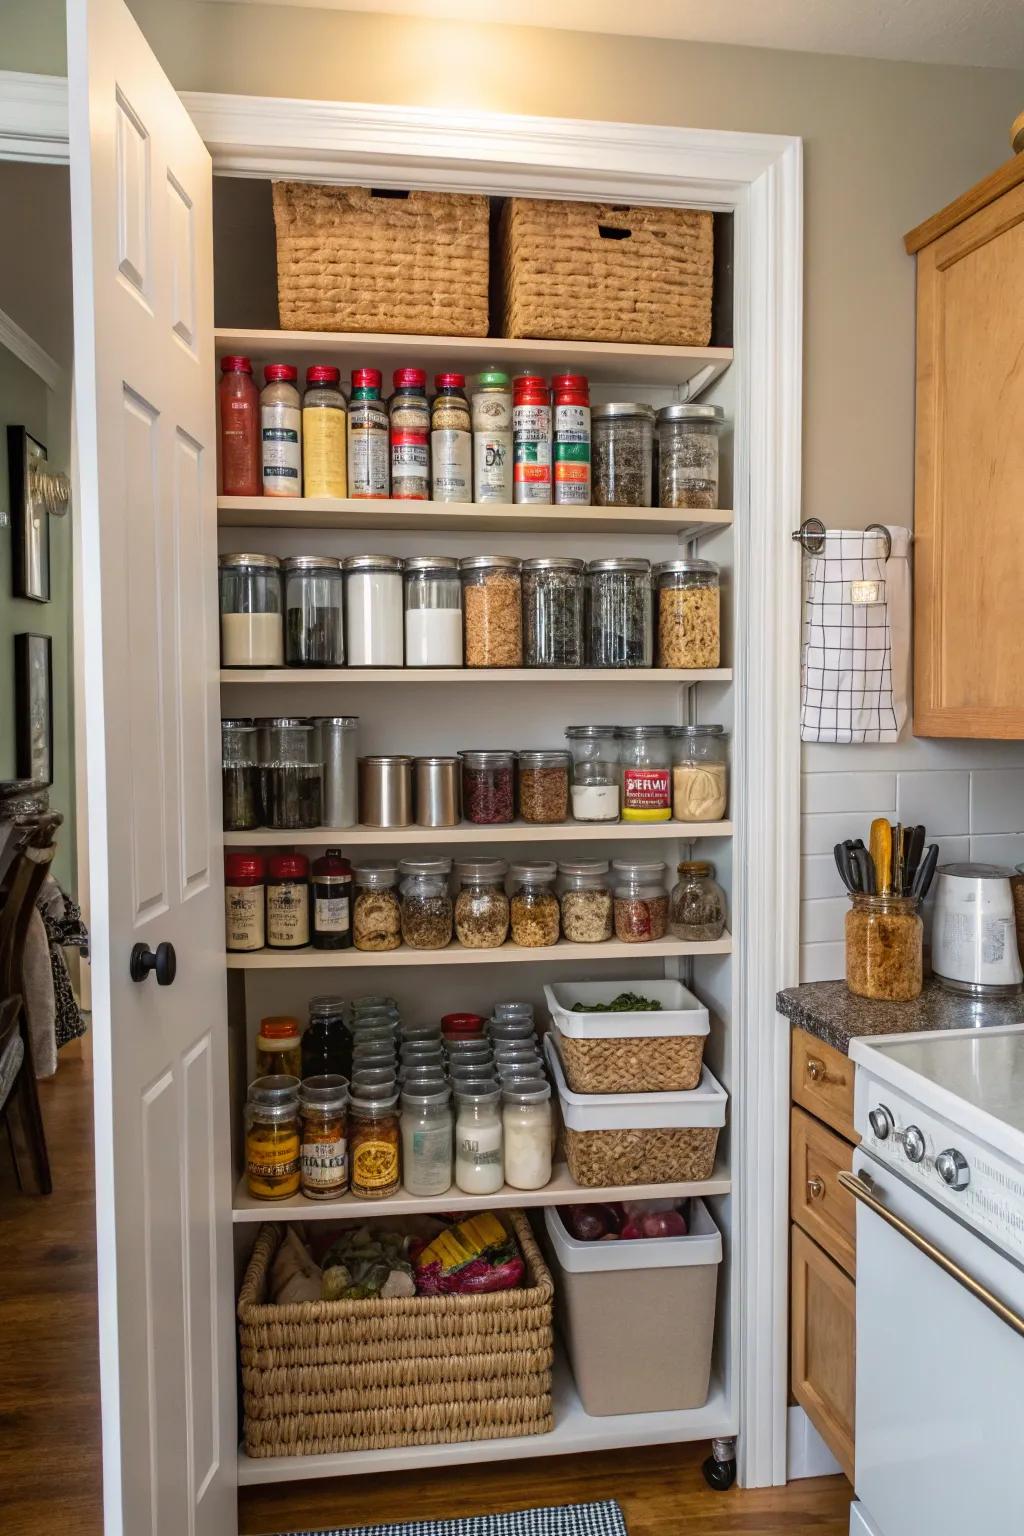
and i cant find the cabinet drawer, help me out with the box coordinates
[791,1028,856,1143]
[790,1223,855,1482]
[791,1106,856,1276]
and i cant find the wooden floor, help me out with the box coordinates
[0,1051,851,1536]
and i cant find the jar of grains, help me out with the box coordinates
[299,1075,349,1200]
[400,1083,453,1197]
[586,558,653,668]
[343,554,404,667]
[669,860,727,941]
[403,555,463,667]
[284,555,345,667]
[256,1015,303,1078]
[657,403,725,510]
[558,860,614,943]
[845,893,923,1001]
[398,857,454,950]
[460,555,523,667]
[671,725,728,822]
[222,717,261,831]
[431,372,473,503]
[655,559,721,669]
[460,748,516,825]
[245,1076,301,1200]
[617,725,672,822]
[219,553,283,668]
[612,859,669,943]
[389,367,430,501]
[348,1086,401,1200]
[517,749,571,824]
[509,861,561,948]
[352,862,402,952]
[591,403,655,507]
[564,725,621,822]
[454,859,510,949]
[522,556,585,667]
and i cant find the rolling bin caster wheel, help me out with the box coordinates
[703,1437,737,1490]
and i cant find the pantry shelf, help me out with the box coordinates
[226,934,731,969]
[223,820,734,847]
[220,667,732,685]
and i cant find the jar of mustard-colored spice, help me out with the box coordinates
[245,1076,301,1200]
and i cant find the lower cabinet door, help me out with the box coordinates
[791,1222,855,1481]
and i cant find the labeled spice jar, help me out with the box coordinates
[400,1083,453,1197]
[472,370,513,504]
[303,996,350,1079]
[302,365,347,498]
[618,725,672,822]
[460,555,523,667]
[502,1080,552,1190]
[352,862,402,952]
[256,1016,303,1078]
[219,553,283,667]
[317,715,358,828]
[586,558,653,668]
[564,725,621,823]
[454,859,510,949]
[404,556,462,667]
[261,364,302,497]
[284,555,345,666]
[389,367,430,500]
[267,853,310,949]
[513,374,552,505]
[460,748,516,824]
[655,559,721,669]
[669,860,727,941]
[431,372,472,503]
[245,1076,301,1200]
[225,852,266,952]
[299,1075,349,1200]
[553,373,591,506]
[657,403,725,510]
[219,355,260,496]
[358,754,414,827]
[347,367,389,498]
[454,1082,504,1195]
[613,859,669,943]
[348,1087,401,1199]
[344,554,404,666]
[845,893,923,1001]
[522,556,585,668]
[509,861,561,948]
[222,717,260,831]
[592,402,655,507]
[559,860,613,943]
[672,725,728,822]
[311,848,353,950]
[517,749,571,824]
[399,857,453,950]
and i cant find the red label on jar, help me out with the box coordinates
[622,767,671,809]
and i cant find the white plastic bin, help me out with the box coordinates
[544,1199,722,1415]
[544,978,710,1094]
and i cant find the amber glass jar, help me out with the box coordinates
[255,1016,303,1078]
[845,893,923,1001]
[348,1087,401,1199]
[245,1076,301,1200]
[299,1075,349,1200]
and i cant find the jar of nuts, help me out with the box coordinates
[655,560,721,669]
[517,749,571,824]
[509,861,561,948]
[454,859,510,949]
[558,860,613,944]
[459,555,523,667]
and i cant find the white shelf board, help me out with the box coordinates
[215,328,733,391]
[226,934,731,969]
[235,1354,735,1484]
[221,667,731,685]
[223,819,734,847]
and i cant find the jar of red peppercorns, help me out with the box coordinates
[459,749,516,825]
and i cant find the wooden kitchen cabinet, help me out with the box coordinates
[790,1106,856,1278]
[906,155,1024,737]
[790,1223,856,1481]
[791,1029,857,1143]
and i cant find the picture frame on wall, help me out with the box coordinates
[14,632,53,786]
[8,426,51,602]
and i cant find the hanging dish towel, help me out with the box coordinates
[800,525,911,743]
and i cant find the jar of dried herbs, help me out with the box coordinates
[283,555,345,667]
[398,857,454,950]
[222,717,261,830]
[299,1075,349,1200]
[657,403,725,510]
[460,555,523,667]
[352,862,402,952]
[454,859,510,948]
[845,893,922,1001]
[517,749,571,824]
[522,556,585,667]
[612,860,669,943]
[669,860,727,942]
[558,860,613,943]
[591,402,655,507]
[348,1086,401,1199]
[509,861,560,948]
[460,748,516,824]
[671,724,728,822]
[655,559,721,669]
[586,558,653,668]
[245,1075,301,1200]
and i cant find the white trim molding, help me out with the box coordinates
[0,305,62,389]
[0,71,69,164]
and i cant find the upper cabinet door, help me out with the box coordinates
[913,175,1024,737]
[67,3,236,1533]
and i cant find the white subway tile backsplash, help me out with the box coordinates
[969,834,1024,869]
[802,853,847,901]
[802,810,894,855]
[969,770,1024,835]
[801,897,848,945]
[802,772,896,815]
[895,770,970,835]
[800,942,846,983]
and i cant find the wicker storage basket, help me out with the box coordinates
[498,198,713,346]
[238,1211,554,1458]
[562,1124,720,1188]
[272,183,490,336]
[556,1033,705,1095]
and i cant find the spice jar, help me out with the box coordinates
[222,717,261,831]
[586,558,653,668]
[617,725,672,822]
[512,374,552,505]
[284,555,345,666]
[454,1082,504,1195]
[302,365,347,498]
[316,716,358,828]
[403,556,462,667]
[352,862,402,952]
[431,372,472,503]
[256,1015,303,1078]
[502,1080,552,1191]
[553,373,591,506]
[347,367,389,498]
[657,403,725,510]
[358,754,414,828]
[299,1075,349,1200]
[672,725,728,822]
[655,560,721,669]
[669,860,727,941]
[517,749,571,824]
[522,557,585,668]
[219,355,260,497]
[472,370,513,504]
[509,861,560,948]
[245,1076,301,1200]
[460,555,523,668]
[311,848,353,950]
[225,852,265,952]
[348,1087,401,1199]
[558,860,613,944]
[612,859,669,943]
[219,553,283,667]
[261,364,302,497]
[400,1083,453,1197]
[592,402,655,507]
[460,749,516,825]
[564,725,620,823]
[398,857,453,950]
[454,859,510,949]
[389,367,430,500]
[267,853,310,949]
[845,893,923,1002]
[259,716,322,831]
[303,996,350,1079]
[344,554,404,667]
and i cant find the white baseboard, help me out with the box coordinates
[786,1405,844,1480]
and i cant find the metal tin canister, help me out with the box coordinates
[414,755,461,827]
[358,755,414,827]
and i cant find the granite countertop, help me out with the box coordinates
[776,978,1024,1056]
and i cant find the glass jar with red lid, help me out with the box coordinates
[431,373,472,503]
[302,365,347,498]
[266,852,310,950]
[513,374,552,505]
[553,373,591,506]
[390,367,430,500]
[260,365,302,498]
[219,355,261,497]
[225,852,266,952]
[442,1012,487,1043]
[349,367,389,498]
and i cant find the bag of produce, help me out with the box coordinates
[411,1211,525,1294]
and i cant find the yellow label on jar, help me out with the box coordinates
[303,406,347,498]
[352,1138,399,1191]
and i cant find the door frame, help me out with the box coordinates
[0,70,803,1489]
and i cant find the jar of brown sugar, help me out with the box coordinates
[459,555,523,667]
[845,893,923,1001]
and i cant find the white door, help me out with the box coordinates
[67,2,236,1532]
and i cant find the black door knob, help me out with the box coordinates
[129,941,177,986]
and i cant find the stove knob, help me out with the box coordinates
[936,1148,970,1191]
[901,1125,926,1163]
[869,1104,895,1140]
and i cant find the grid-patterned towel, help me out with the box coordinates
[800,526,911,744]
[282,1502,627,1536]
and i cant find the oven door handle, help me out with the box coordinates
[838,1171,1024,1340]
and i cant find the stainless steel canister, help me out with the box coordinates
[316,716,358,827]
[414,755,461,827]
[358,755,414,827]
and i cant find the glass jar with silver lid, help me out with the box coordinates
[219,553,283,667]
[592,403,655,507]
[283,555,345,667]
[343,554,404,667]
[522,556,585,667]
[403,555,462,667]
[656,403,726,510]
[585,557,653,668]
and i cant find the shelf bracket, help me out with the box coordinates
[675,364,718,403]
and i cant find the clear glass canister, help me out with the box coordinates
[671,724,728,822]
[509,861,560,948]
[284,555,345,667]
[564,725,620,823]
[245,1075,301,1200]
[657,403,725,510]
[669,860,727,941]
[522,557,585,667]
[655,559,721,669]
[454,1083,504,1195]
[846,893,923,1001]
[302,365,347,499]
[460,749,516,825]
[460,555,523,668]
[502,1080,552,1190]
[517,749,571,824]
[586,558,653,668]
[612,860,669,943]
[400,1084,453,1197]
[219,553,283,667]
[403,556,463,667]
[398,857,453,950]
[344,554,404,667]
[316,715,358,828]
[389,366,431,501]
[617,725,672,822]
[222,717,261,831]
[258,717,322,830]
[558,860,613,943]
[352,862,402,952]
[591,402,655,507]
[454,858,510,949]
[299,1074,349,1200]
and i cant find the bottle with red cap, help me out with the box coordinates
[431,373,472,503]
[219,355,261,497]
[553,373,591,506]
[266,852,311,949]
[224,852,266,952]
[512,374,552,505]
[348,367,389,498]
[389,368,430,501]
[302,365,347,498]
[260,364,302,497]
